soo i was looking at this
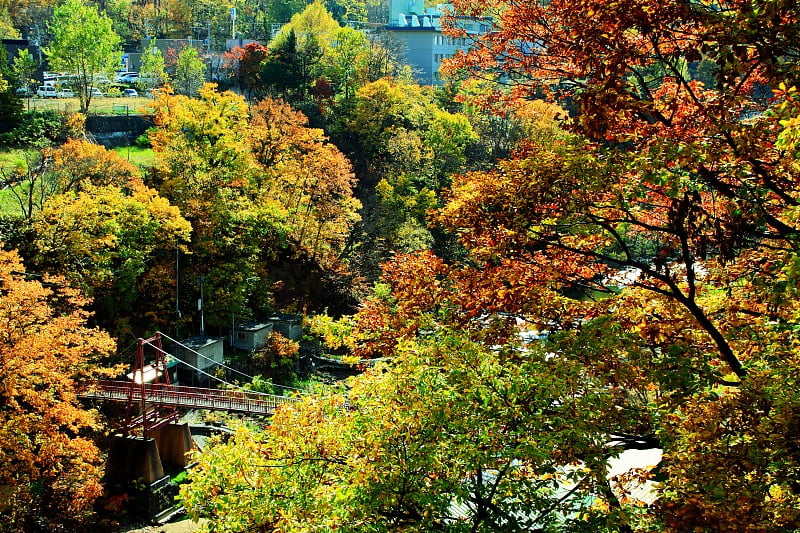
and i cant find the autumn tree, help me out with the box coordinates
[0,248,117,531]
[227,42,269,100]
[249,98,361,265]
[151,87,361,327]
[49,138,143,192]
[8,121,184,336]
[429,0,800,529]
[31,182,192,335]
[1,139,142,223]
[45,0,121,112]
[137,40,167,92]
[173,46,206,96]
[184,2,800,530]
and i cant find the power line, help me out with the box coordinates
[143,336,270,393]
[150,331,306,394]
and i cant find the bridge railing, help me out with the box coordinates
[84,380,298,414]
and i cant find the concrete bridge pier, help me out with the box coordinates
[151,422,194,468]
[106,435,165,483]
[106,423,195,483]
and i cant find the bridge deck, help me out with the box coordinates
[82,380,296,416]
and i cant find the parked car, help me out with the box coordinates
[56,88,74,98]
[116,72,139,83]
[15,86,32,96]
[122,88,138,98]
[88,87,104,98]
[36,85,57,98]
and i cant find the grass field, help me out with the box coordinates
[0,148,33,174]
[0,180,29,217]
[112,146,156,168]
[19,95,156,116]
[0,144,156,217]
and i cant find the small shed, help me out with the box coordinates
[265,313,303,341]
[171,336,224,387]
[172,336,224,370]
[232,322,273,351]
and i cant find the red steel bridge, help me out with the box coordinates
[81,333,297,438]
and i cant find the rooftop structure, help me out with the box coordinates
[385,1,490,85]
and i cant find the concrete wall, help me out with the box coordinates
[106,436,164,483]
[86,114,153,147]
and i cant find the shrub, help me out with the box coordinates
[0,111,65,147]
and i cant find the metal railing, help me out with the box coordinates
[83,380,297,416]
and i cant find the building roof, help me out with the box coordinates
[177,336,224,350]
[265,313,302,323]
[236,322,272,332]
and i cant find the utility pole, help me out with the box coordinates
[175,244,181,338]
[198,275,205,336]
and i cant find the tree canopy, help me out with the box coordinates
[0,248,117,530]
[180,1,800,531]
[44,0,121,112]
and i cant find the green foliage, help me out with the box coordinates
[335,77,479,271]
[270,0,339,52]
[322,27,369,100]
[0,6,18,38]
[135,129,152,148]
[138,41,167,91]
[173,47,206,96]
[0,85,22,132]
[260,31,307,100]
[45,0,122,113]
[9,50,35,94]
[0,111,64,148]
[180,329,631,531]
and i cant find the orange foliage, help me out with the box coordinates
[0,248,117,529]
[50,139,143,193]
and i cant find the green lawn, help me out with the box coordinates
[0,181,29,217]
[0,188,20,216]
[0,148,34,174]
[0,149,36,216]
[112,145,156,168]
